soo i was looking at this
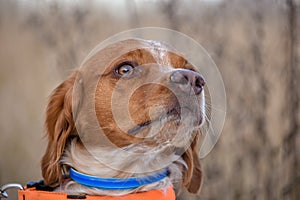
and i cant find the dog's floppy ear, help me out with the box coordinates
[182,132,203,193]
[41,71,78,187]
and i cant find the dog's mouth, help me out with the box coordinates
[127,120,152,135]
[127,105,201,135]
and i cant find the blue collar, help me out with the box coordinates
[69,168,169,190]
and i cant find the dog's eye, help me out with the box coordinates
[115,62,135,76]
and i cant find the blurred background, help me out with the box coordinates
[0,0,299,199]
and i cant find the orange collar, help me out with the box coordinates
[18,185,175,200]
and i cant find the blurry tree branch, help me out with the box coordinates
[282,0,300,198]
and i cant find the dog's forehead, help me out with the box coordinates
[81,39,181,69]
[110,39,177,54]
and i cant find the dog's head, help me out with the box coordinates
[41,39,205,194]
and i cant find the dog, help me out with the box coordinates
[41,38,205,197]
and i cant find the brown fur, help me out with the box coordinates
[41,72,77,187]
[41,39,204,194]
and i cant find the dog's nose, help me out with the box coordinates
[169,70,205,95]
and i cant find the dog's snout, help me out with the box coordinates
[169,70,205,95]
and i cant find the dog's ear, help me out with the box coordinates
[41,71,78,187]
[182,132,203,193]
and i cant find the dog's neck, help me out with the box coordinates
[59,140,186,196]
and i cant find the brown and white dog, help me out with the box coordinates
[41,39,206,196]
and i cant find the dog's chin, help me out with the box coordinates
[127,106,202,148]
